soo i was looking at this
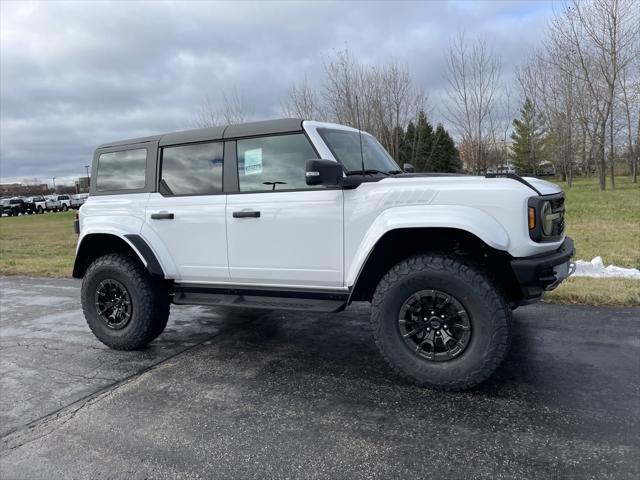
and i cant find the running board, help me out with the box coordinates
[172,284,349,313]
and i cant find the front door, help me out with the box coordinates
[226,133,344,288]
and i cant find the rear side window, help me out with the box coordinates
[96,148,147,191]
[237,134,318,192]
[160,142,223,196]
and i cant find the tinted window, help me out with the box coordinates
[58,195,69,200]
[237,134,318,192]
[96,148,147,191]
[318,128,399,173]
[160,142,223,196]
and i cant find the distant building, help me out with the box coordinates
[75,176,90,193]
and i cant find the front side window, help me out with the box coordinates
[237,134,318,192]
[160,142,223,196]
[96,148,147,191]
[318,128,400,173]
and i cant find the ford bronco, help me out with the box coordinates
[73,119,574,390]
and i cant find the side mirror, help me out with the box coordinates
[305,159,343,186]
[403,163,415,173]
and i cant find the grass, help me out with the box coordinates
[559,175,639,268]
[0,176,637,306]
[545,277,640,307]
[0,211,77,277]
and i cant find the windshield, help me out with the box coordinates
[318,128,400,173]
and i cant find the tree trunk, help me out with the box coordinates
[609,113,615,189]
[598,122,607,190]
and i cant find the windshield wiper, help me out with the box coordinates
[387,170,404,175]
[346,169,390,176]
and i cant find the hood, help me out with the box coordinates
[522,177,563,195]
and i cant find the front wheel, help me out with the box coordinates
[371,254,511,391]
[81,254,169,350]
[62,204,68,211]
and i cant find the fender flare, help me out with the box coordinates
[346,205,511,287]
[73,232,165,278]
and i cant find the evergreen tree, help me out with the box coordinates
[431,124,462,172]
[510,98,544,175]
[414,110,434,171]
[399,121,416,166]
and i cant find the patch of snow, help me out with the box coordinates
[573,256,640,279]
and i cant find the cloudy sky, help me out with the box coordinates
[0,0,555,185]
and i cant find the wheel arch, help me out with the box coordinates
[73,233,164,279]
[348,227,521,304]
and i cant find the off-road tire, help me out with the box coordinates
[371,254,511,391]
[81,253,169,350]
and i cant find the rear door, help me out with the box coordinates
[225,133,344,288]
[144,140,229,283]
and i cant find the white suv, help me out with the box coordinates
[73,119,574,390]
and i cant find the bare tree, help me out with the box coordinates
[443,32,502,173]
[195,88,249,128]
[282,49,425,159]
[280,77,325,120]
[618,57,640,182]
[547,0,639,189]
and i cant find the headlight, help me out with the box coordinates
[541,201,553,236]
[527,194,565,242]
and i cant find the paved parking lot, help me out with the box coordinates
[0,276,638,479]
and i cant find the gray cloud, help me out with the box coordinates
[0,0,552,184]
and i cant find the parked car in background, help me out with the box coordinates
[1,197,29,216]
[70,193,89,209]
[55,194,72,211]
[24,196,47,214]
[45,196,61,212]
[539,162,556,176]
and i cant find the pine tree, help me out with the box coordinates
[510,98,544,175]
[414,110,434,171]
[399,121,416,166]
[431,124,462,172]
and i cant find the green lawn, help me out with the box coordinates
[560,175,639,268]
[0,177,638,305]
[0,211,77,277]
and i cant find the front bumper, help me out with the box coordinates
[511,236,575,300]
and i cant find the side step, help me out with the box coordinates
[172,284,349,313]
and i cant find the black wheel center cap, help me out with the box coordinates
[429,318,442,329]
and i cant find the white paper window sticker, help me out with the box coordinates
[244,148,263,175]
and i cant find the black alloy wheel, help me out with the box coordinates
[94,278,133,330]
[398,289,471,362]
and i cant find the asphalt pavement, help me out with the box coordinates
[0,276,638,479]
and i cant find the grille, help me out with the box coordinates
[550,195,565,236]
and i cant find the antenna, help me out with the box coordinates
[355,95,365,175]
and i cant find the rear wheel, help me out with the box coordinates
[371,254,511,391]
[81,253,169,350]
[37,206,44,214]
[62,204,68,211]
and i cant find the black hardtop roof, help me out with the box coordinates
[97,118,305,149]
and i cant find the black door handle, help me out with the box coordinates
[233,211,260,218]
[151,212,174,220]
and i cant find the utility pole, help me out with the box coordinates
[52,177,56,193]
[84,165,90,178]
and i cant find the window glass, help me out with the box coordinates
[96,148,147,191]
[318,128,400,173]
[160,142,223,195]
[237,134,318,192]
